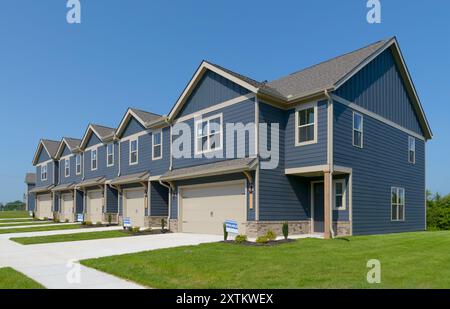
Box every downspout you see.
[254,94,260,221]
[159,179,174,229]
[117,137,121,177]
[325,89,335,239]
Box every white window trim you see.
[107,143,115,167]
[408,136,416,164]
[352,111,364,148]
[75,154,82,175]
[41,163,48,181]
[129,138,139,165]
[391,187,405,222]
[295,101,318,147]
[91,148,98,171]
[332,179,347,210]
[64,158,70,178]
[152,130,163,160]
[194,113,224,155]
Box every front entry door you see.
[313,182,324,233]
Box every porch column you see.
[324,171,332,239]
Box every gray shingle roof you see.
[64,137,81,150]
[110,172,150,185]
[266,39,388,100]
[91,124,116,139]
[130,108,162,125]
[42,139,60,158]
[25,173,36,184]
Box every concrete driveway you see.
[0,228,221,289]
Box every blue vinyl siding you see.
[333,174,350,222]
[106,186,118,213]
[120,134,151,176]
[86,133,102,148]
[36,161,56,187]
[333,101,425,235]
[177,70,251,118]
[149,127,171,176]
[61,145,72,157]
[59,155,83,185]
[84,142,119,180]
[122,118,146,138]
[259,102,311,221]
[285,100,328,168]
[36,148,50,164]
[172,99,256,169]
[335,48,423,136]
[53,193,59,212]
[150,182,169,216]
[27,184,35,211]
[75,190,84,214]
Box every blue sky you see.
[0,0,449,202]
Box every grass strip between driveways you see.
[0,219,33,224]
[0,224,82,234]
[80,231,450,289]
[0,267,45,289]
[0,211,30,219]
[11,230,130,245]
[0,221,58,228]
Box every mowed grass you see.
[0,211,30,219]
[0,224,81,234]
[81,231,450,289]
[0,219,33,224]
[0,221,57,228]
[12,230,130,245]
[0,267,45,289]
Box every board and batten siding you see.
[333,101,425,235]
[258,102,311,221]
[335,48,423,136]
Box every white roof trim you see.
[167,61,259,120]
[116,109,147,138]
[333,37,432,139]
[32,140,52,166]
[55,138,76,159]
[80,124,107,150]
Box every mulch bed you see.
[221,239,296,246]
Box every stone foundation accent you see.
[169,219,179,233]
[103,213,119,224]
[145,216,168,228]
[245,221,311,238]
[333,221,351,236]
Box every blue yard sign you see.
[123,217,131,228]
[225,220,239,234]
[77,214,84,222]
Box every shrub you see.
[131,226,140,233]
[427,192,450,230]
[161,218,166,231]
[256,236,269,244]
[107,214,112,225]
[282,222,289,240]
[43,217,48,221]
[64,218,69,223]
[95,221,102,226]
[83,221,93,226]
[235,234,247,244]
[53,216,59,223]
[223,223,228,241]
[266,230,277,241]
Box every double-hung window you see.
[295,102,317,146]
[91,148,98,171]
[408,136,416,164]
[64,158,70,177]
[76,155,81,175]
[130,139,138,165]
[391,187,405,221]
[195,114,223,154]
[41,164,48,181]
[333,179,346,210]
[353,112,363,148]
[152,131,162,160]
[107,143,114,167]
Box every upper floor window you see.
[333,179,346,210]
[107,143,114,167]
[295,102,317,146]
[64,158,70,177]
[353,112,363,148]
[391,187,405,221]
[195,114,223,154]
[152,131,163,160]
[91,148,98,171]
[130,139,138,165]
[41,163,48,181]
[75,155,82,175]
[408,136,416,164]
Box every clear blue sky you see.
[0,0,448,202]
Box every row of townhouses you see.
[25,37,432,238]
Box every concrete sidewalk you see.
[0,228,221,289]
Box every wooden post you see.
[324,171,331,239]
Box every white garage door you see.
[87,190,103,223]
[36,194,53,220]
[180,181,247,235]
[60,193,74,222]
[124,189,146,227]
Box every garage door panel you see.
[181,182,246,235]
[37,194,53,219]
[61,193,74,222]
[124,189,145,227]
[87,191,103,223]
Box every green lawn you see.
[0,224,82,234]
[81,231,450,289]
[0,267,45,289]
[0,211,30,219]
[0,219,33,224]
[12,230,131,245]
[0,221,57,228]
